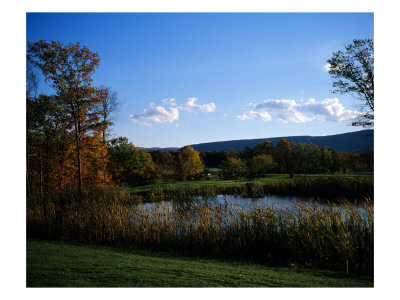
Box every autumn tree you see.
[27,40,109,193]
[241,140,274,161]
[97,86,121,184]
[246,154,277,178]
[26,93,67,194]
[26,53,76,194]
[295,143,315,174]
[107,137,154,185]
[26,61,39,99]
[327,39,374,127]
[219,156,247,180]
[26,62,39,195]
[241,146,256,161]
[358,149,374,171]
[174,146,204,180]
[317,146,340,175]
[254,140,274,156]
[98,85,121,142]
[274,138,298,178]
[199,151,229,168]
[149,150,175,181]
[338,152,359,173]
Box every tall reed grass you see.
[27,186,373,274]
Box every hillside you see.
[147,130,373,153]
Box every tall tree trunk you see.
[44,137,50,193]
[76,137,82,195]
[39,141,43,196]
[26,153,30,197]
[74,119,83,197]
[102,128,106,186]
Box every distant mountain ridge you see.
[146,130,374,153]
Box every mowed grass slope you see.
[27,239,373,287]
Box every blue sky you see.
[27,13,374,148]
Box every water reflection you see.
[143,194,360,210]
[131,195,373,238]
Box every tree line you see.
[205,140,373,180]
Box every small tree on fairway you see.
[274,138,298,178]
[175,146,204,180]
[220,156,247,180]
[107,137,154,185]
[247,155,277,178]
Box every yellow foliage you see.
[175,146,204,180]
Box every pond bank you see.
[132,176,374,204]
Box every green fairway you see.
[26,239,373,287]
[130,172,373,193]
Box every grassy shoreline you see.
[27,239,373,287]
[130,173,374,194]
[130,174,374,203]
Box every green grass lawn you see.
[206,167,223,173]
[26,239,373,287]
[130,172,373,193]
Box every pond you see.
[143,194,361,211]
[140,194,371,221]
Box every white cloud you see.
[277,111,312,123]
[180,97,216,113]
[238,97,362,123]
[250,99,298,112]
[129,105,179,126]
[236,110,272,121]
[299,98,361,122]
[161,98,177,106]
[130,97,216,126]
[323,63,331,72]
